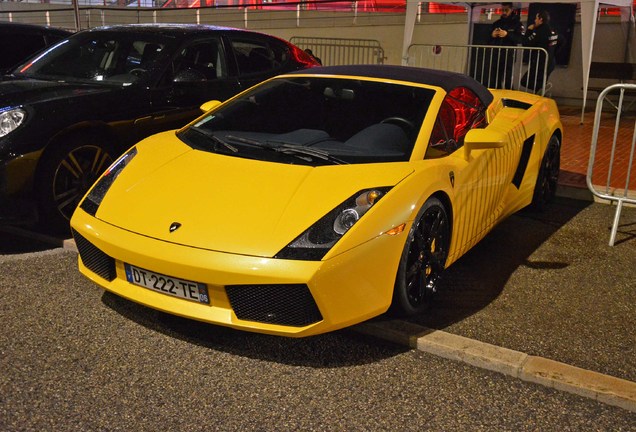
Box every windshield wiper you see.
[225,134,273,148]
[190,128,238,153]
[210,134,238,153]
[225,135,347,165]
[274,143,348,165]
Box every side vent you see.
[72,229,116,282]
[512,135,535,188]
[502,99,532,110]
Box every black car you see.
[0,22,73,73]
[0,24,319,231]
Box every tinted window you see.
[180,76,435,165]
[15,35,166,84]
[169,38,226,82]
[229,36,289,76]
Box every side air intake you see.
[226,284,322,327]
[72,229,116,282]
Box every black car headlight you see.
[0,107,27,137]
[276,187,391,261]
[79,147,137,216]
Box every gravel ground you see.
[1,203,636,430]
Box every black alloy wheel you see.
[391,196,450,316]
[38,134,116,232]
[531,135,561,210]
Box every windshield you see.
[14,33,168,85]
[179,76,435,166]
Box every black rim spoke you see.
[405,205,448,308]
[546,142,560,195]
[413,227,427,251]
[52,145,113,220]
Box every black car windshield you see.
[179,76,435,166]
[13,33,168,85]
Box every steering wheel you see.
[380,116,415,135]
[129,68,147,77]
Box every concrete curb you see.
[555,184,594,201]
[63,238,78,252]
[353,320,636,413]
[556,182,636,206]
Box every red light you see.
[289,45,321,69]
[19,62,34,74]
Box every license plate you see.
[124,264,209,304]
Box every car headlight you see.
[276,187,391,261]
[79,147,137,216]
[0,107,27,137]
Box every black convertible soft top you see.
[289,64,494,107]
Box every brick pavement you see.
[559,105,634,192]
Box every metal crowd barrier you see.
[406,44,549,96]
[587,83,636,246]
[289,36,384,66]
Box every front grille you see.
[226,284,322,327]
[72,229,116,282]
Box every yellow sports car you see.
[70,65,562,337]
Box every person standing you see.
[304,48,322,66]
[488,3,523,89]
[522,10,559,91]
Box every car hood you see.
[96,133,414,258]
[0,77,113,106]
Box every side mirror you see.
[463,129,506,160]
[200,100,222,113]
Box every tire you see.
[37,133,116,233]
[391,197,450,316]
[530,135,561,211]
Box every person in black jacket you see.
[522,10,559,91]
[488,3,522,89]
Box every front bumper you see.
[70,208,406,337]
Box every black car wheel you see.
[37,134,116,232]
[531,135,561,211]
[391,197,450,316]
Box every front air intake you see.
[226,284,322,327]
[72,229,116,282]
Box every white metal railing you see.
[587,83,636,246]
[407,44,549,96]
[289,36,384,66]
